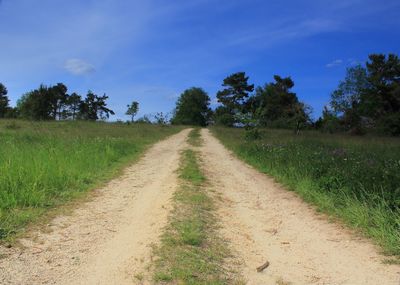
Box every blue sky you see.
[1,0,399,120]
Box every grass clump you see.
[152,148,237,284]
[211,126,400,256]
[0,120,183,240]
[187,128,202,147]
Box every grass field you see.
[0,120,183,240]
[211,127,400,257]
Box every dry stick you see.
[256,261,270,272]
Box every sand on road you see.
[0,129,190,285]
[199,128,400,285]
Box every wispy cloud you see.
[64,59,95,75]
[326,59,343,68]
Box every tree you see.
[49,83,68,120]
[0,83,9,118]
[79,91,114,121]
[248,75,310,131]
[126,101,139,122]
[216,72,254,113]
[362,54,400,132]
[330,65,370,114]
[171,87,211,126]
[66,92,82,120]
[17,84,53,120]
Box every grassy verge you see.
[211,127,400,258]
[152,130,240,284]
[0,120,183,240]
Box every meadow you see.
[211,127,400,256]
[0,120,182,240]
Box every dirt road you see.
[200,128,400,285]
[0,129,190,285]
[1,128,399,285]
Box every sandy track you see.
[200,129,400,285]
[0,129,190,285]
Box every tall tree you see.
[0,83,9,118]
[250,75,309,129]
[330,65,370,114]
[362,54,400,119]
[66,92,82,120]
[49,83,68,120]
[216,72,254,112]
[126,101,139,122]
[79,91,114,121]
[17,84,53,120]
[171,87,211,126]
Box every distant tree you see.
[66,92,82,120]
[171,87,211,126]
[49,83,68,120]
[362,54,400,134]
[216,72,254,113]
[213,106,236,126]
[330,65,370,114]
[17,84,53,120]
[79,91,114,121]
[0,83,9,118]
[328,53,400,135]
[126,101,139,122]
[315,106,342,133]
[249,75,310,131]
[153,112,169,125]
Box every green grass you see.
[211,127,400,256]
[187,128,202,147]
[0,119,183,240]
[152,132,240,284]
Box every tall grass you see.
[0,120,183,239]
[211,127,400,256]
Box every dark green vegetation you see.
[209,53,400,136]
[212,127,400,256]
[171,87,212,127]
[318,54,400,135]
[0,120,182,239]
[152,130,239,284]
[0,83,115,121]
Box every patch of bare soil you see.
[0,129,190,285]
[200,129,400,285]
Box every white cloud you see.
[64,59,95,75]
[326,59,343,68]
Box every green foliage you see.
[16,84,114,121]
[125,101,139,122]
[327,53,400,135]
[212,127,400,255]
[0,83,9,118]
[216,72,254,113]
[331,65,370,115]
[0,120,182,239]
[247,75,311,132]
[171,87,211,126]
[213,106,235,126]
[79,91,115,121]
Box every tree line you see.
[171,53,400,136]
[0,83,115,121]
[1,52,399,135]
